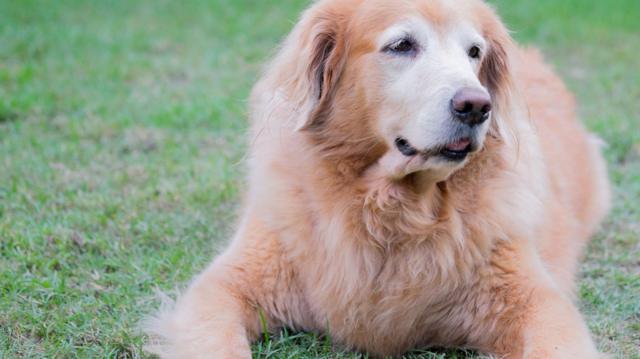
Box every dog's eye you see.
[384,38,417,55]
[468,45,481,59]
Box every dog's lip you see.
[395,137,419,157]
[437,137,473,161]
[444,137,471,152]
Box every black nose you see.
[450,87,492,126]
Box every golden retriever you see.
[146,0,611,357]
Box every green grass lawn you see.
[1,0,638,357]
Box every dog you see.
[146,0,611,357]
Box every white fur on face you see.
[374,17,491,176]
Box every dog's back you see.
[512,48,610,290]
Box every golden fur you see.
[146,0,611,357]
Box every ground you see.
[0,0,638,358]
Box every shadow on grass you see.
[0,109,18,124]
[252,328,486,359]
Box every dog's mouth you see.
[438,137,473,161]
[395,136,474,162]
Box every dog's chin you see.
[378,149,469,182]
[379,138,481,182]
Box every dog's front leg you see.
[147,262,259,359]
[481,248,602,359]
[482,283,602,359]
[516,286,600,359]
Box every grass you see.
[0,0,638,357]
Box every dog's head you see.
[258,0,514,181]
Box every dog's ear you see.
[480,38,510,99]
[294,10,348,131]
[477,15,516,141]
[475,1,514,102]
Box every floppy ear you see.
[478,21,516,142]
[479,33,512,103]
[293,11,348,131]
[297,19,344,130]
[248,2,354,133]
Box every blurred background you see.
[1,0,638,357]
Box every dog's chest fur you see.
[292,210,505,356]
[274,158,512,354]
[250,140,537,355]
